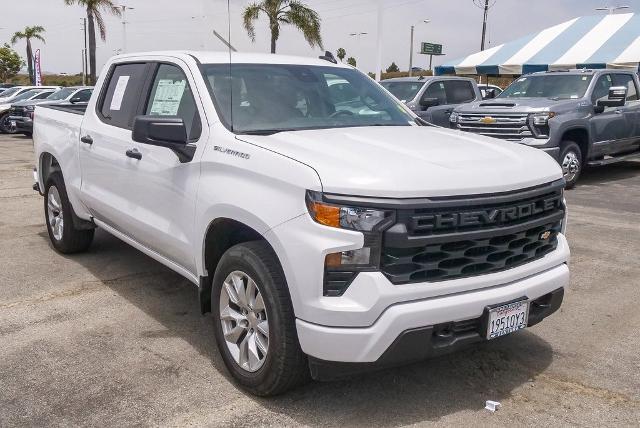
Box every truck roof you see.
[527,68,638,76]
[112,50,352,69]
[382,76,475,83]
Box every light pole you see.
[408,20,430,77]
[375,0,383,82]
[595,5,630,14]
[118,4,135,54]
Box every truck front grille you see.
[456,113,532,140]
[380,180,565,285]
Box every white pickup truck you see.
[33,51,570,396]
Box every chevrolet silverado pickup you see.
[33,51,570,396]
[451,69,640,188]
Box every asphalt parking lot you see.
[1,133,639,427]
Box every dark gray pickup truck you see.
[450,69,640,187]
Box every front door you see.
[589,73,630,157]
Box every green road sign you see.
[421,42,443,55]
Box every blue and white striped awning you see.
[435,14,640,75]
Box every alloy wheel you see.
[561,151,580,183]
[219,270,269,372]
[47,186,64,241]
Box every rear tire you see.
[211,241,309,396]
[559,141,582,189]
[44,172,94,253]
[0,113,17,134]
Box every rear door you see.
[79,62,150,231]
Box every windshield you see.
[46,88,75,101]
[500,74,593,99]
[12,90,45,102]
[0,87,21,98]
[201,64,414,134]
[380,81,424,101]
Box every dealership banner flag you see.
[34,49,42,86]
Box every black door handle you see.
[80,135,93,145]
[125,148,142,160]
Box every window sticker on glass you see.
[150,79,187,116]
[110,75,130,111]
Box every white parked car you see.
[32,51,569,395]
[0,86,60,133]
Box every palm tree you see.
[336,48,346,62]
[243,0,323,54]
[347,57,356,67]
[11,26,46,84]
[64,0,121,84]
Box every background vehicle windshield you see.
[380,81,424,101]
[500,74,593,99]
[201,64,414,133]
[46,88,75,101]
[0,87,21,98]
[12,90,42,102]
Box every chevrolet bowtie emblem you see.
[539,230,552,240]
[479,116,497,124]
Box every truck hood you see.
[457,97,582,114]
[238,126,563,198]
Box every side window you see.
[591,74,612,104]
[145,64,202,141]
[422,81,447,105]
[99,63,147,129]
[74,89,92,102]
[443,80,476,104]
[34,91,53,100]
[612,74,639,101]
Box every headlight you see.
[449,111,459,124]
[306,191,393,296]
[531,112,556,126]
[305,191,390,231]
[25,105,35,111]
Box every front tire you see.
[0,113,17,134]
[211,241,308,396]
[44,172,94,253]
[559,141,582,189]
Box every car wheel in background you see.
[211,241,309,396]
[559,141,582,189]
[0,113,17,134]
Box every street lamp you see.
[595,5,630,14]
[117,4,135,54]
[348,32,368,67]
[409,20,430,77]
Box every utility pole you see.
[375,0,383,81]
[82,18,88,86]
[595,5,630,14]
[408,20,430,77]
[480,0,489,51]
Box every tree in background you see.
[347,57,357,67]
[0,44,25,82]
[64,0,121,84]
[10,26,45,84]
[386,62,399,73]
[336,48,346,62]
[243,0,323,54]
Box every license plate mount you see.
[483,299,529,340]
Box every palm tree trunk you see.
[26,39,34,85]
[87,8,97,85]
[270,19,277,54]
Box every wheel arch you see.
[39,152,62,186]
[199,217,286,315]
[560,128,590,163]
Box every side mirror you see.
[132,115,195,162]
[419,97,440,109]
[596,86,627,109]
[69,96,83,104]
[483,88,497,100]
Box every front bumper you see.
[8,116,32,133]
[308,286,564,380]
[297,262,568,364]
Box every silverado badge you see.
[539,230,552,240]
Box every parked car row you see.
[382,69,640,188]
[0,85,93,135]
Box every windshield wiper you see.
[237,129,294,136]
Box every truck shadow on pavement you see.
[578,161,640,186]
[44,229,554,426]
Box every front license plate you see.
[486,300,529,340]
[10,120,16,127]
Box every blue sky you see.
[1,0,639,74]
